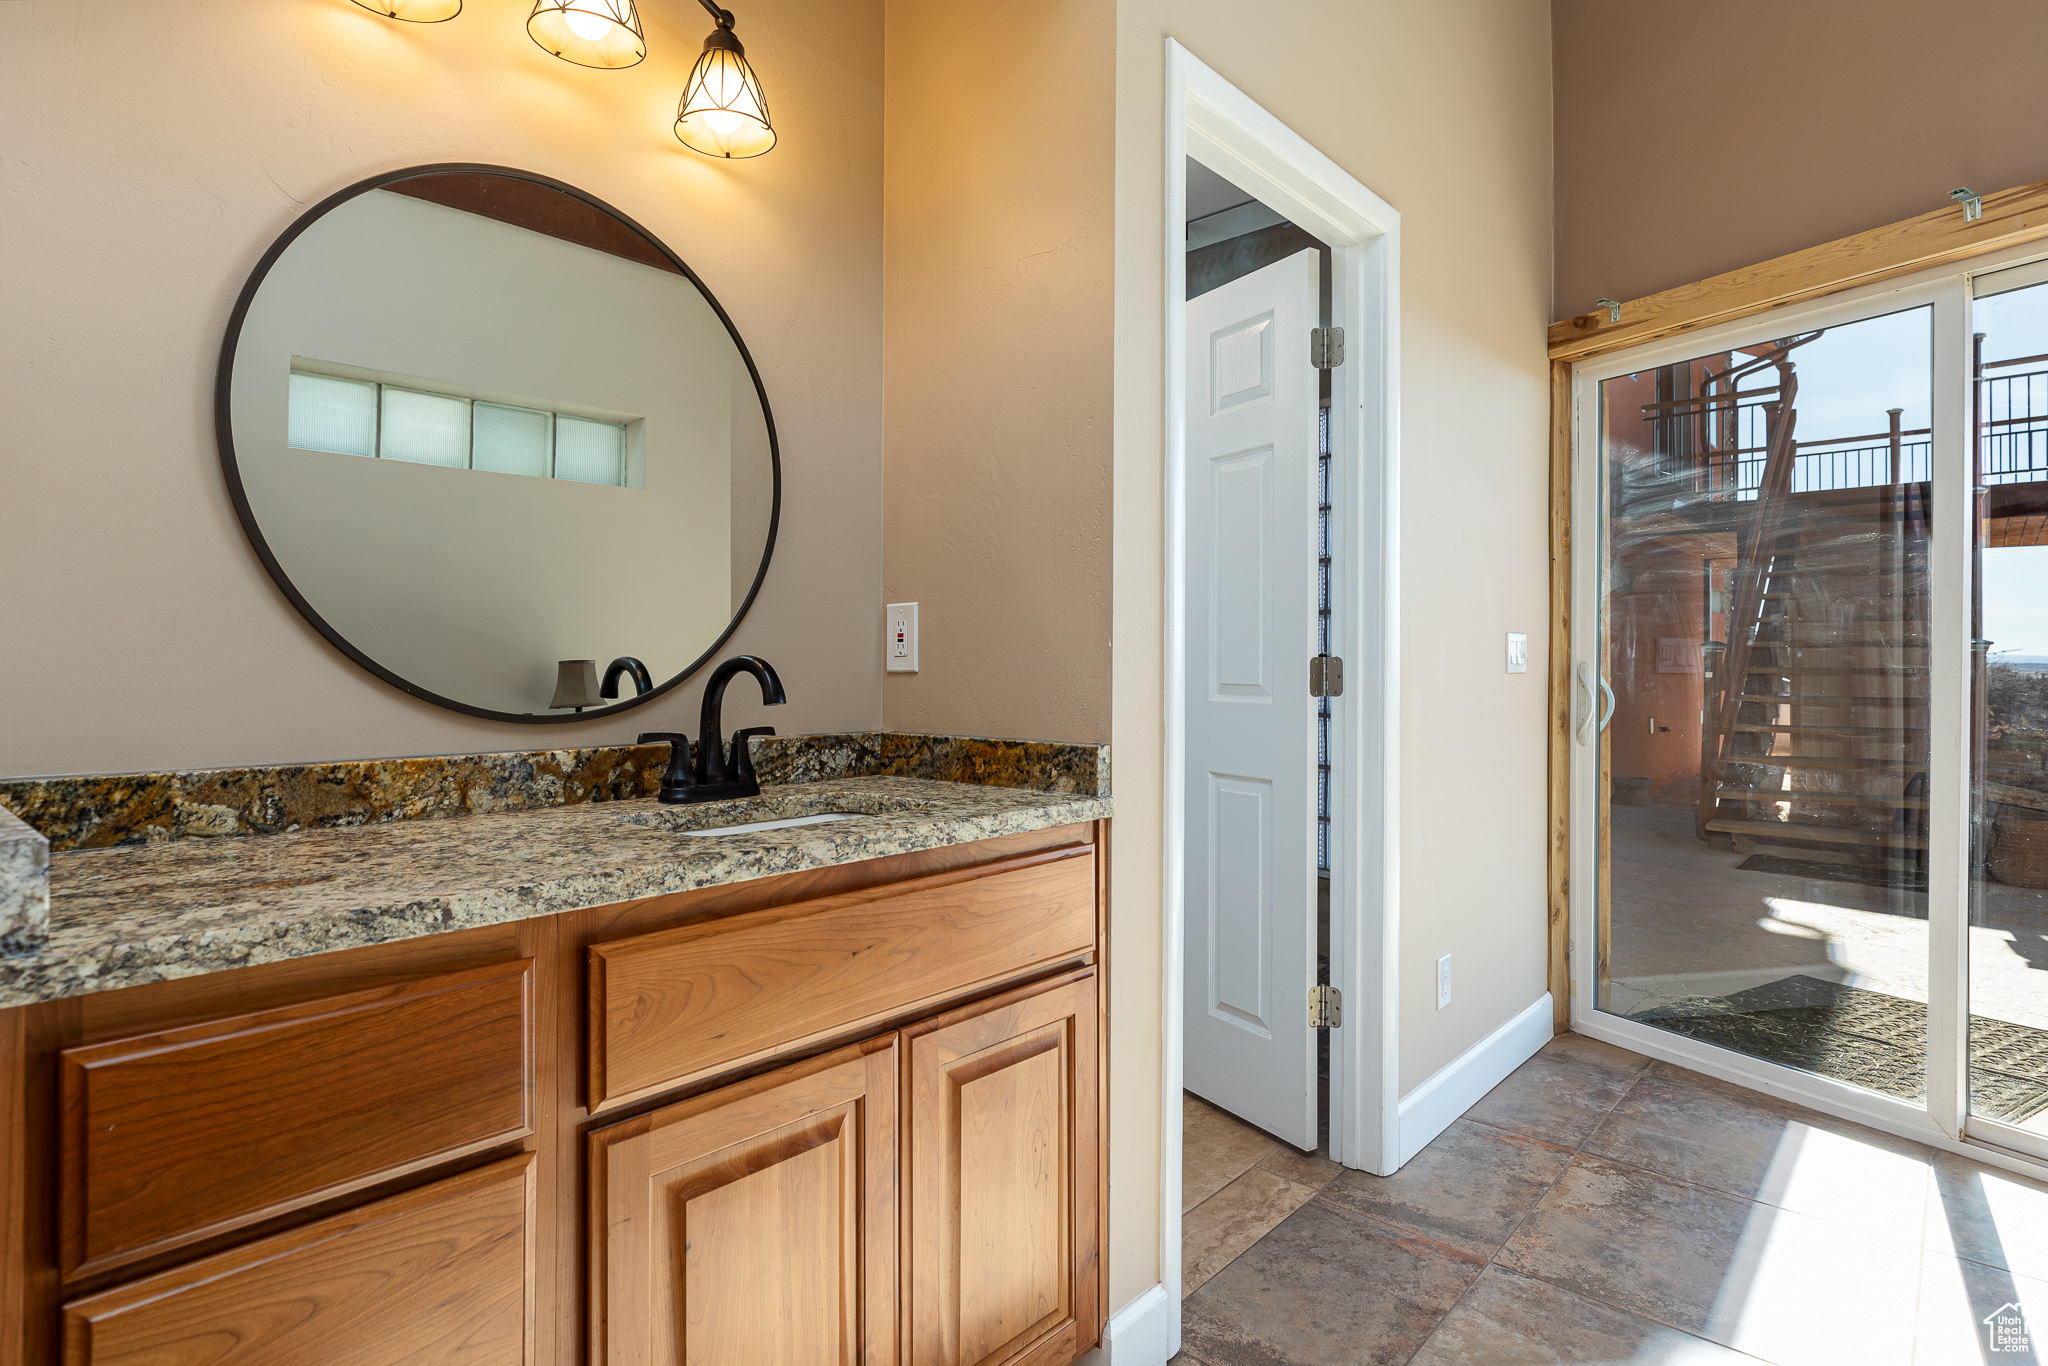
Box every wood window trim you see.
[1543,171,2048,1028]
[1549,175,2048,364]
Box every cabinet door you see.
[63,1153,535,1366]
[904,969,1099,1366]
[589,1035,898,1366]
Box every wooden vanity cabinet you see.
[0,820,1108,1366]
[586,967,1100,1366]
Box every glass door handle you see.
[1576,663,1616,745]
[1577,663,1595,744]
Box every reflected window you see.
[285,372,377,459]
[553,413,628,485]
[472,401,554,478]
[286,363,633,487]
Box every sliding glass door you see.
[1969,262,2048,1152]
[1572,260,2048,1162]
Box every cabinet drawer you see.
[588,844,1094,1111]
[64,1153,536,1366]
[60,959,532,1279]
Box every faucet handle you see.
[636,732,696,801]
[731,726,777,783]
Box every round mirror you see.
[218,164,779,722]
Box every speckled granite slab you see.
[0,733,1107,853]
[750,732,1107,796]
[1,745,669,852]
[0,777,1110,1008]
[0,807,49,956]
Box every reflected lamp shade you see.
[549,659,604,711]
[527,0,646,69]
[675,22,775,159]
[351,0,462,19]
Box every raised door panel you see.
[905,969,1099,1366]
[589,1036,898,1366]
[62,1153,536,1366]
[59,959,532,1279]
[588,847,1093,1111]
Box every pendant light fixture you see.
[351,0,462,20]
[674,1,776,159]
[527,0,646,70]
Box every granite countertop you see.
[0,776,1110,1009]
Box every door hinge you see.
[1310,326,1345,370]
[1309,654,1344,697]
[1309,984,1342,1028]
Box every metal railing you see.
[1638,362,2048,498]
[1649,390,1932,500]
[1978,362,2048,486]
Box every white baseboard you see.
[1074,1282,1174,1366]
[1393,993,1553,1168]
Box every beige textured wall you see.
[0,0,883,778]
[1554,0,2048,315]
[880,0,1115,744]
[880,0,1131,1309]
[1111,0,1554,1306]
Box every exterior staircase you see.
[1697,483,1934,871]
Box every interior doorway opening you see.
[1159,40,1401,1334]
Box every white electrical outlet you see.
[1506,632,1528,674]
[1436,953,1452,1010]
[886,602,919,673]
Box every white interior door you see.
[1182,247,1320,1148]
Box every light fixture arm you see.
[694,0,735,27]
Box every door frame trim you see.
[1161,37,1403,1326]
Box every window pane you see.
[380,387,471,468]
[1968,274,2048,1140]
[554,414,625,485]
[472,402,553,478]
[1597,306,1934,1107]
[287,372,377,458]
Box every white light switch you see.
[1437,953,1453,1010]
[1506,632,1528,674]
[886,602,919,673]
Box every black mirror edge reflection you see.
[213,161,783,725]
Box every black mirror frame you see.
[214,163,781,725]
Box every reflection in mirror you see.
[224,169,777,721]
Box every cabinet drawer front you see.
[64,1154,536,1366]
[61,959,532,1278]
[589,845,1093,1110]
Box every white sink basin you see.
[617,789,942,836]
[677,812,859,838]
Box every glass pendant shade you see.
[675,28,776,159]
[351,0,462,20]
[527,0,646,69]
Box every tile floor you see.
[1174,1033,2048,1365]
